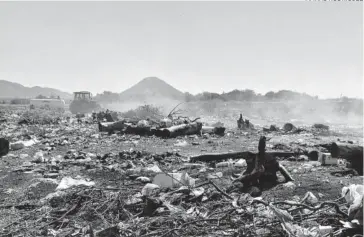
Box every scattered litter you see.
[234,159,247,167]
[283,182,296,190]
[207,172,223,179]
[318,226,333,235]
[0,105,362,236]
[216,160,234,169]
[282,223,319,237]
[26,178,59,199]
[136,177,151,183]
[342,184,363,221]
[10,139,38,150]
[33,151,46,163]
[19,154,29,159]
[302,191,318,205]
[318,152,338,165]
[174,140,188,147]
[191,187,205,198]
[144,164,162,173]
[141,183,160,196]
[56,177,95,190]
[153,172,195,188]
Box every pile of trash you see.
[0,106,363,237]
[98,117,226,138]
[1,148,362,237]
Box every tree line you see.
[183,89,318,102]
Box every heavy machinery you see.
[69,91,101,114]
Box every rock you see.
[0,138,10,157]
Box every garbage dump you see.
[0,105,362,237]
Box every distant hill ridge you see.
[119,77,184,101]
[1,78,361,102]
[0,80,72,99]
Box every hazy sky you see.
[0,1,362,98]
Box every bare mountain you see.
[119,77,184,102]
[0,80,72,99]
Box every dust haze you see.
[99,90,363,138]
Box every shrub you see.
[121,104,164,121]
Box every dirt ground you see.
[0,105,363,236]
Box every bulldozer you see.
[69,91,101,114]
